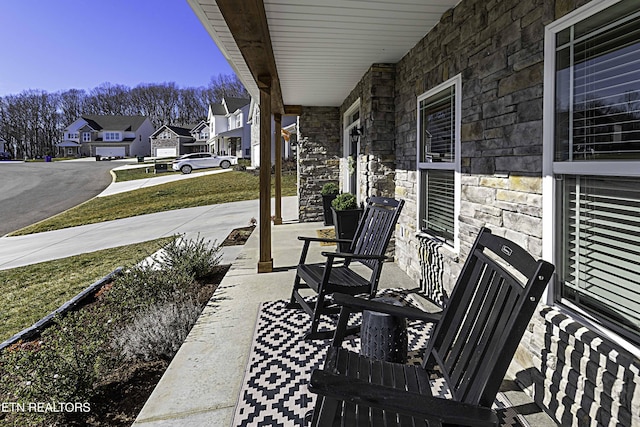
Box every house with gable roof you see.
[61,115,153,158]
[150,121,209,158]
[207,97,251,158]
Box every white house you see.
[207,97,251,158]
[248,98,297,168]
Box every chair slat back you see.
[423,227,554,408]
[349,197,404,270]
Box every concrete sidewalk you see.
[0,197,298,270]
[99,166,233,197]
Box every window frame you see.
[542,0,640,353]
[416,74,462,253]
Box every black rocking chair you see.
[287,196,404,340]
[309,227,555,426]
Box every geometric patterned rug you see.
[232,291,529,426]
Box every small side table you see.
[360,297,408,363]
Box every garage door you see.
[156,148,177,158]
[95,147,126,157]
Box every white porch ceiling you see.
[188,0,460,107]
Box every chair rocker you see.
[309,227,555,426]
[287,196,404,340]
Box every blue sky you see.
[0,0,234,96]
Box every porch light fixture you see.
[350,126,363,145]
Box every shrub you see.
[0,309,116,426]
[320,182,339,196]
[104,264,197,318]
[113,299,202,362]
[331,193,358,211]
[155,234,222,279]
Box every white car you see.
[172,153,238,174]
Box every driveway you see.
[0,159,135,236]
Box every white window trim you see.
[416,74,462,254]
[343,98,361,202]
[542,0,640,357]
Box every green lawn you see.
[0,237,174,343]
[12,171,298,235]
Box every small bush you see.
[155,234,222,279]
[320,182,339,196]
[0,310,116,426]
[331,193,359,211]
[105,264,197,318]
[113,299,202,362]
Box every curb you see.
[0,267,123,351]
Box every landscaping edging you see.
[0,267,123,351]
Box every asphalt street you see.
[0,159,134,236]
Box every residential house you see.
[150,122,208,158]
[247,98,297,168]
[61,115,153,158]
[207,97,251,158]
[191,0,640,425]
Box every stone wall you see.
[297,106,341,222]
[340,64,397,201]
[391,0,638,425]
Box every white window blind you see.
[559,175,640,338]
[421,170,455,243]
[555,2,640,161]
[420,86,454,163]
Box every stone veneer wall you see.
[297,106,341,222]
[391,0,638,425]
[341,64,397,200]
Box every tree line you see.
[0,74,248,159]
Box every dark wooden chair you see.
[287,196,404,340]
[308,227,555,426]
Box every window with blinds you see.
[417,76,459,247]
[558,176,640,340]
[420,86,454,163]
[551,0,640,344]
[554,0,640,161]
[421,170,455,244]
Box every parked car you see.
[0,151,12,160]
[171,152,238,174]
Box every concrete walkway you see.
[99,165,233,197]
[0,197,298,270]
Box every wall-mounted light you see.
[350,126,363,145]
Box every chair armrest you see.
[310,370,498,427]
[321,251,388,261]
[298,236,353,244]
[296,235,352,264]
[333,293,442,323]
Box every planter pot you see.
[332,207,363,252]
[322,194,338,225]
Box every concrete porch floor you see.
[133,209,557,426]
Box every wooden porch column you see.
[258,76,273,273]
[273,113,283,225]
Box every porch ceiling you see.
[187,0,459,108]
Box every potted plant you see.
[320,182,340,226]
[331,192,363,252]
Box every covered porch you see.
[132,199,556,426]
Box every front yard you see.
[11,170,297,235]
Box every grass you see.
[0,237,174,343]
[114,166,180,182]
[12,171,298,235]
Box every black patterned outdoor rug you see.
[233,290,529,427]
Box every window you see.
[68,132,78,139]
[546,0,640,343]
[417,75,461,249]
[104,132,120,141]
[82,132,91,142]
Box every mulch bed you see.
[221,225,255,246]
